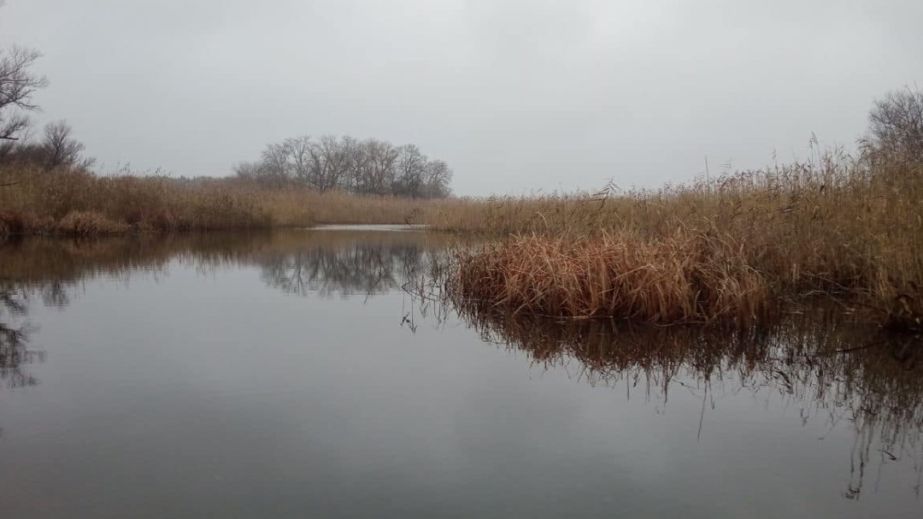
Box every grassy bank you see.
[4,151,922,329]
[0,166,435,237]
[439,150,923,328]
[4,91,922,329]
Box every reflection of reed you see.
[5,232,922,498]
[450,302,923,499]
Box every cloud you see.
[1,0,920,194]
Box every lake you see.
[1,227,921,518]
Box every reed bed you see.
[443,151,923,328]
[452,230,766,324]
[0,166,435,237]
[3,103,922,328]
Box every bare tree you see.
[260,141,291,179]
[41,120,92,169]
[422,159,453,198]
[309,135,353,191]
[0,46,48,141]
[234,160,286,187]
[352,139,397,195]
[361,139,398,194]
[393,144,427,197]
[338,136,360,191]
[243,135,453,197]
[285,136,313,184]
[864,87,923,161]
[233,161,260,181]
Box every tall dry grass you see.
[0,166,434,236]
[439,151,923,328]
[3,131,922,328]
[452,230,766,324]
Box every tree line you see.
[0,24,456,197]
[0,24,455,197]
[236,136,453,198]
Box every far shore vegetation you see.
[2,28,923,330]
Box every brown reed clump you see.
[451,229,767,325]
[56,211,130,236]
[434,147,923,328]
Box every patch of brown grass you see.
[56,211,129,236]
[0,166,436,236]
[440,152,923,327]
[452,230,766,325]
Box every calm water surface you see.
[0,228,921,518]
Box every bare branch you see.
[0,45,48,142]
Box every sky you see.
[1,0,921,196]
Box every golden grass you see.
[451,230,766,324]
[56,211,129,235]
[0,166,435,236]
[3,140,922,328]
[438,152,923,328]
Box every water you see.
[1,228,921,518]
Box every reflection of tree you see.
[259,242,444,297]
[0,230,459,386]
[0,230,460,300]
[403,261,923,499]
[0,288,42,388]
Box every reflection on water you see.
[0,288,42,389]
[0,231,453,387]
[451,308,923,499]
[0,230,453,298]
[260,240,436,297]
[1,229,922,515]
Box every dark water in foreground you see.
[1,228,921,518]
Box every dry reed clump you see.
[56,211,129,236]
[436,149,923,328]
[451,230,767,325]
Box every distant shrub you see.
[864,88,923,163]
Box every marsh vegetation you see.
[5,19,923,333]
[3,91,923,332]
[437,90,923,329]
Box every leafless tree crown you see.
[42,120,92,169]
[864,87,923,162]
[237,135,452,198]
[0,46,48,141]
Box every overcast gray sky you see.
[1,0,921,195]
